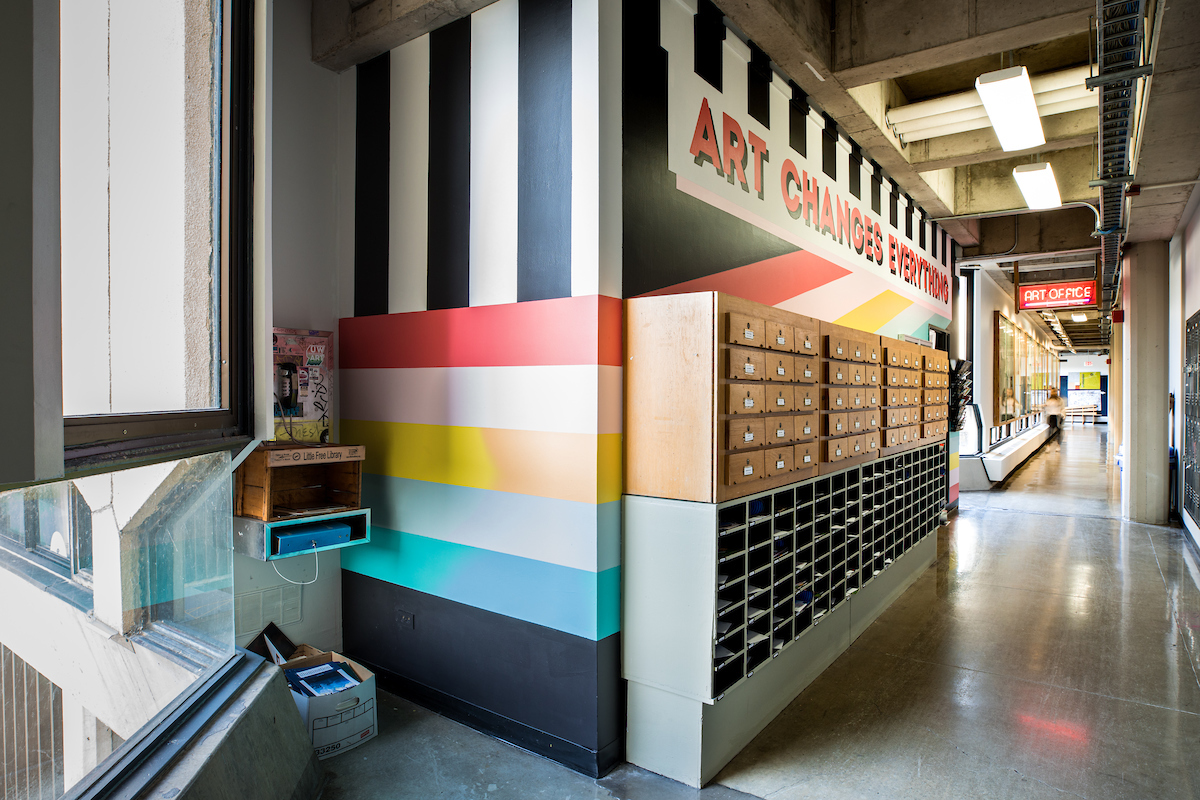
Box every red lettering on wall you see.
[722,113,748,191]
[781,160,802,217]
[888,234,898,274]
[820,187,835,236]
[689,98,723,176]
[836,198,850,246]
[851,208,864,253]
[802,171,819,228]
[747,131,767,197]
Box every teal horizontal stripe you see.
[362,474,622,572]
[342,526,621,641]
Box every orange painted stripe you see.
[342,419,622,504]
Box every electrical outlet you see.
[398,610,415,629]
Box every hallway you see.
[323,426,1200,799]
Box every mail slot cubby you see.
[825,335,848,360]
[825,387,849,410]
[923,389,944,405]
[726,313,764,348]
[794,356,818,383]
[824,439,849,462]
[765,322,793,351]
[768,416,796,444]
[866,385,881,406]
[848,339,867,363]
[898,387,917,407]
[727,419,767,450]
[825,361,850,385]
[726,348,766,381]
[865,408,881,428]
[769,386,795,412]
[885,407,902,427]
[793,414,818,441]
[883,368,908,387]
[848,387,867,409]
[770,355,795,381]
[848,411,866,433]
[866,365,881,385]
[726,384,765,415]
[849,364,866,385]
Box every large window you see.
[994,312,1058,422]
[60,0,251,460]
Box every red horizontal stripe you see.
[340,295,623,369]
[641,250,850,307]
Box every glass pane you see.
[0,451,233,798]
[59,0,221,416]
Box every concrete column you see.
[0,0,63,484]
[1110,319,1123,462]
[1122,241,1170,524]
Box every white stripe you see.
[469,0,519,307]
[341,365,623,434]
[571,0,600,298]
[389,35,430,313]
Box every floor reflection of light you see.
[1017,713,1090,749]
[955,522,978,574]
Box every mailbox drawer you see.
[825,387,849,411]
[848,363,867,386]
[865,429,881,452]
[825,361,850,385]
[824,438,849,463]
[795,385,819,411]
[825,335,848,360]
[794,355,818,383]
[866,385,881,407]
[769,354,795,382]
[847,411,866,434]
[726,451,765,485]
[865,407,881,428]
[768,385,795,412]
[826,412,849,436]
[768,416,795,444]
[765,322,793,351]
[794,327,819,356]
[847,387,868,409]
[793,414,818,441]
[726,348,766,381]
[885,427,902,447]
[726,313,764,348]
[764,447,794,478]
[848,339,868,363]
[725,384,765,415]
[866,365,881,385]
[794,441,819,468]
[726,419,766,451]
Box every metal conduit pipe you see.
[930,201,1102,230]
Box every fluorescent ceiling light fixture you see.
[975,66,1045,151]
[1071,313,1088,322]
[1013,162,1062,209]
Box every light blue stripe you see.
[342,526,621,640]
[362,474,621,572]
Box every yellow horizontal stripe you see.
[835,290,913,334]
[948,451,960,470]
[342,419,621,504]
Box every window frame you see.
[62,0,255,469]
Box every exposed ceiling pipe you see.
[931,201,1101,230]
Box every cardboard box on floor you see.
[248,623,377,759]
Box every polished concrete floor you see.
[322,426,1200,799]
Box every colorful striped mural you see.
[340,295,622,641]
[948,430,961,507]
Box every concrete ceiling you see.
[311,0,1200,348]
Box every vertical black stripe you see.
[942,230,949,266]
[849,143,862,199]
[931,222,938,259]
[518,0,572,302]
[822,113,837,180]
[870,160,881,214]
[747,43,770,128]
[905,195,913,239]
[889,182,899,228]
[354,53,390,317]
[788,82,807,156]
[919,212,927,249]
[694,0,724,91]
[427,18,472,310]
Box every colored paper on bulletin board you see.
[1080,372,1101,390]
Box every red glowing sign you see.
[1018,280,1096,310]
